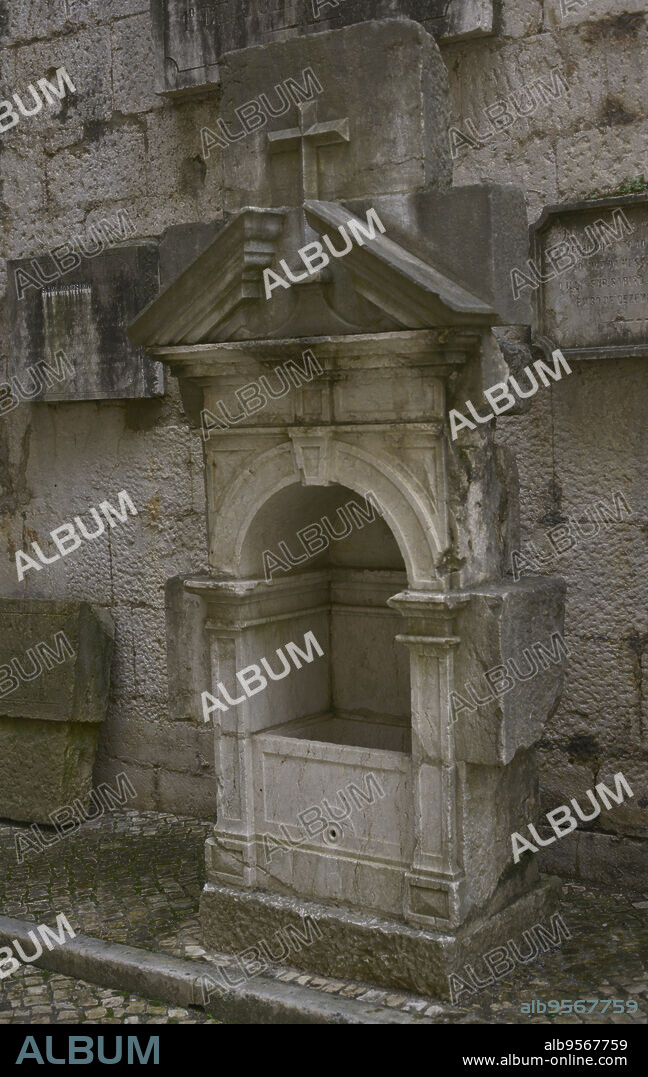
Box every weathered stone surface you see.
[144,101,223,228]
[112,11,164,115]
[0,600,114,723]
[164,575,211,722]
[201,877,559,1000]
[532,194,648,358]
[546,635,636,749]
[159,220,226,288]
[453,577,567,766]
[152,1,495,95]
[453,132,560,222]
[0,600,114,823]
[540,828,648,889]
[0,0,644,898]
[0,717,101,825]
[219,20,453,211]
[0,0,149,46]
[346,185,533,325]
[544,0,647,31]
[500,0,543,38]
[8,243,164,400]
[9,27,112,155]
[46,125,148,211]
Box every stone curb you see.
[0,916,428,1024]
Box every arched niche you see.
[236,480,412,754]
[208,436,446,589]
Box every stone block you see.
[573,830,648,888]
[500,0,543,37]
[92,757,156,810]
[0,149,46,237]
[545,637,637,750]
[5,518,115,607]
[165,576,210,722]
[112,12,164,115]
[8,243,164,401]
[447,41,581,150]
[99,607,134,700]
[559,525,648,638]
[454,133,558,222]
[126,606,167,700]
[144,103,220,222]
[96,706,212,772]
[453,577,567,766]
[0,599,114,823]
[159,220,226,288]
[538,749,597,815]
[551,362,648,520]
[108,508,208,606]
[494,390,556,537]
[157,769,216,818]
[219,19,453,212]
[201,876,559,1000]
[152,1,494,96]
[346,184,532,325]
[598,12,648,120]
[537,825,579,878]
[46,123,148,210]
[10,27,112,145]
[594,760,648,836]
[556,119,648,203]
[0,36,15,85]
[0,0,148,44]
[460,749,543,913]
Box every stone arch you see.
[210,437,445,588]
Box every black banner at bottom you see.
[1,1019,645,1067]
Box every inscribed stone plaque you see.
[152,0,494,95]
[532,194,648,360]
[8,243,164,401]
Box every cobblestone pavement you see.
[0,967,218,1025]
[0,810,646,1024]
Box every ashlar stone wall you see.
[442,0,648,885]
[0,1,645,882]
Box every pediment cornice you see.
[128,201,497,351]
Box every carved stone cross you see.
[267,101,350,204]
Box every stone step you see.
[0,916,429,1025]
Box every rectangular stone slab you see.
[0,600,114,823]
[8,243,163,401]
[531,193,648,360]
[219,19,453,212]
[153,1,494,95]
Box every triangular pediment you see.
[306,200,496,328]
[128,202,496,349]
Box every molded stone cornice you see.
[145,329,481,380]
[128,208,286,347]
